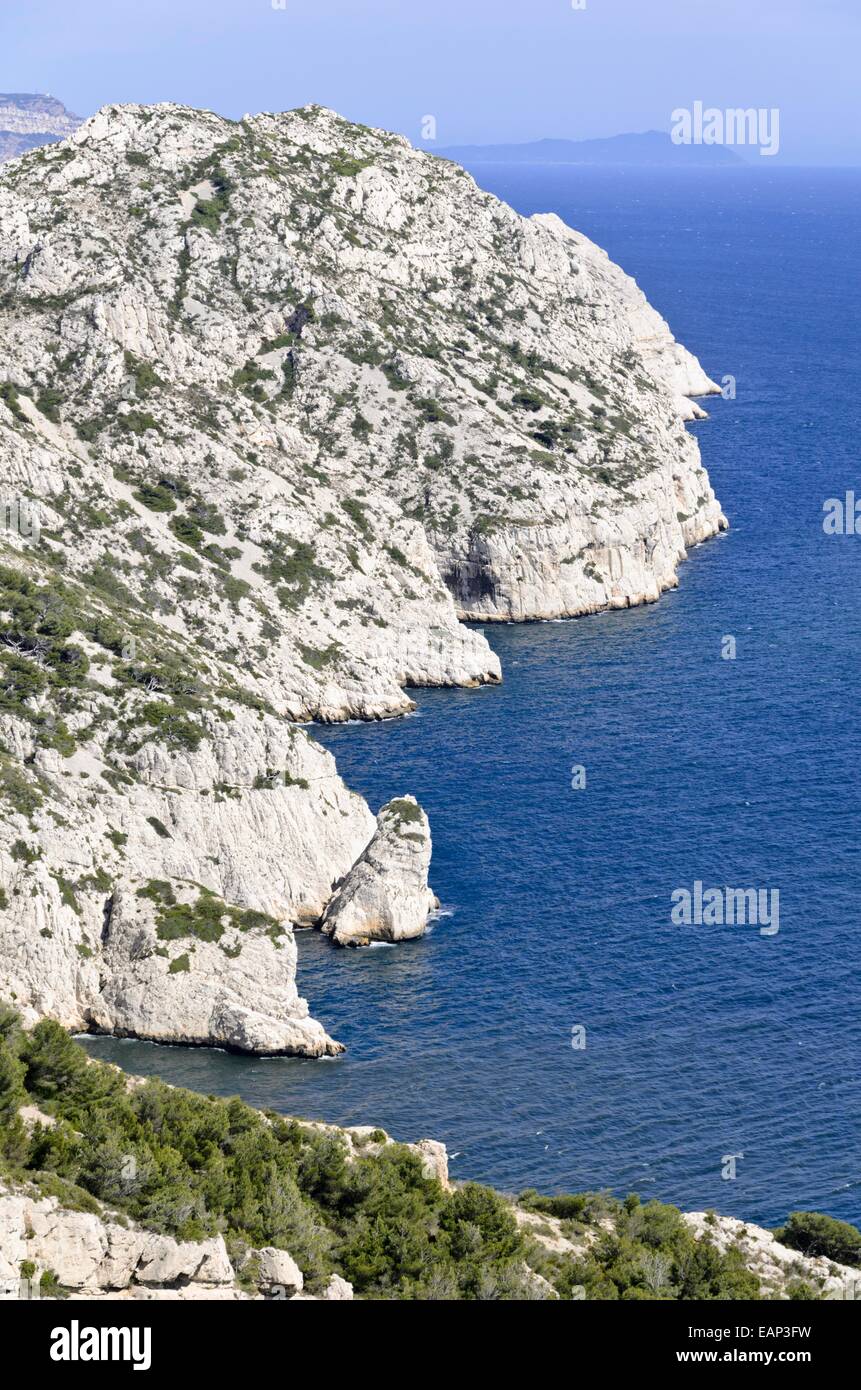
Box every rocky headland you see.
[1,101,724,1051]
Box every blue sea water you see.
[85,167,861,1228]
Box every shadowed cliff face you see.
[441,542,500,610]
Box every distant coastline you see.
[437,129,744,167]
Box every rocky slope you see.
[321,794,436,945]
[3,1144,857,1302]
[1,1113,441,1302]
[7,1180,856,1304]
[0,1173,359,1300]
[0,95,83,164]
[0,102,725,1051]
[682,1211,860,1302]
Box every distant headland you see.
[436,129,744,167]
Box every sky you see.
[1,0,859,165]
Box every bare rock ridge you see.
[0,1178,343,1301]
[0,102,725,1051]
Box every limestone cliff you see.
[0,102,725,1049]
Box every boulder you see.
[322,797,436,946]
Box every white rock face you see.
[0,95,83,163]
[0,100,725,1048]
[90,880,343,1055]
[322,796,436,945]
[0,707,375,1052]
[685,1212,861,1301]
[541,219,721,420]
[322,1273,354,1300]
[414,1138,450,1187]
[248,1247,304,1296]
[0,1180,255,1300]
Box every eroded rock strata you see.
[0,95,83,165]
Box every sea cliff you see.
[1,101,723,1048]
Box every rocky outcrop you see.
[0,1178,356,1301]
[0,1181,244,1300]
[684,1212,860,1301]
[517,1203,861,1301]
[242,1247,304,1297]
[90,880,343,1055]
[0,706,377,1053]
[339,1125,451,1187]
[322,796,436,945]
[547,220,721,421]
[434,215,726,623]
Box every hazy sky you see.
[1,0,858,164]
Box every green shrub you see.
[145,816,172,839]
[232,359,274,399]
[169,514,204,549]
[254,539,333,609]
[139,703,202,752]
[415,397,455,427]
[0,381,26,421]
[191,170,232,233]
[133,481,176,512]
[118,410,160,435]
[329,151,372,177]
[775,1212,861,1267]
[124,352,163,396]
[35,387,63,422]
[512,388,547,413]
